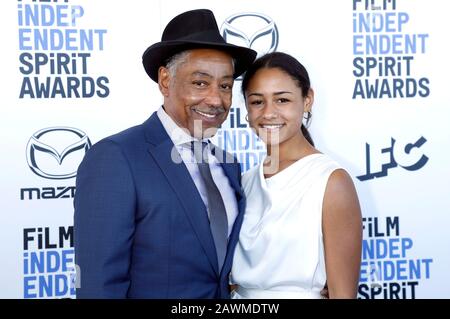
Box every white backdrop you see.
[1,0,449,298]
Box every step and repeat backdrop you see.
[1,0,449,298]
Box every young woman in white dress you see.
[230,52,362,299]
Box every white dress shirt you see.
[157,106,238,236]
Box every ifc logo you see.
[26,127,91,180]
[221,12,279,58]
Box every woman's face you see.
[245,67,313,146]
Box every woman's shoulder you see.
[322,164,360,219]
[300,153,344,180]
[312,153,342,168]
[327,168,354,190]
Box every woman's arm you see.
[322,169,362,299]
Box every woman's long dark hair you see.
[241,52,314,146]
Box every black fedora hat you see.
[142,9,257,82]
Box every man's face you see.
[159,49,234,139]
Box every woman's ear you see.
[304,88,315,113]
[158,66,170,97]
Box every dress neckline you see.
[256,153,323,191]
[263,153,323,181]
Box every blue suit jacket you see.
[74,112,245,298]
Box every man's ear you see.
[304,88,315,113]
[158,66,170,97]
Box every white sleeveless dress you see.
[230,153,342,299]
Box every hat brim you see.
[142,41,257,82]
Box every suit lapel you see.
[213,146,244,200]
[144,113,219,275]
[222,193,245,279]
[214,147,246,277]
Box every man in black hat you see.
[74,9,256,298]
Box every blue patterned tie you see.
[191,141,228,273]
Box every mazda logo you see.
[26,127,92,180]
[221,12,279,58]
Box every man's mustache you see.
[192,106,226,115]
